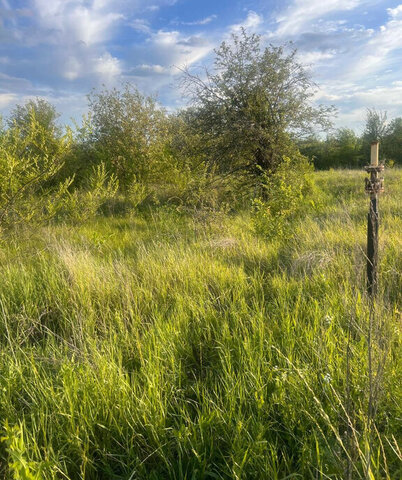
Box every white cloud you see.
[129,18,151,34]
[314,81,402,130]
[387,4,402,18]
[0,93,17,108]
[142,30,212,71]
[0,72,32,91]
[300,50,335,65]
[262,0,402,131]
[275,0,363,36]
[137,64,168,74]
[94,52,122,79]
[181,15,217,26]
[353,84,402,106]
[33,0,123,46]
[347,9,402,78]
[230,11,263,33]
[335,107,367,129]
[1,0,401,130]
[61,50,121,82]
[0,0,186,120]
[63,56,81,81]
[16,0,124,86]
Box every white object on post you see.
[370,141,379,166]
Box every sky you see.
[1,0,402,131]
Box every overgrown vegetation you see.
[299,109,402,169]
[0,169,400,479]
[0,109,73,231]
[0,30,400,479]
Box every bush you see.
[86,85,172,189]
[0,110,72,231]
[252,155,314,239]
[61,163,118,222]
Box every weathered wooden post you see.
[364,141,384,296]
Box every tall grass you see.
[0,169,400,479]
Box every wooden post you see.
[370,142,379,167]
[363,142,384,480]
[365,141,384,297]
[367,194,378,296]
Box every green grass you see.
[0,169,401,479]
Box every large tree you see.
[180,29,334,174]
[0,104,72,229]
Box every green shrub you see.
[61,163,118,222]
[1,422,46,480]
[0,110,72,231]
[86,85,172,189]
[126,179,148,209]
[252,155,314,239]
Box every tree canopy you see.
[86,85,171,188]
[180,29,334,174]
[7,98,60,135]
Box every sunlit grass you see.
[0,169,400,479]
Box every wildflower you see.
[323,373,332,383]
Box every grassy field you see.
[0,169,400,479]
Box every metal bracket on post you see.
[364,142,384,297]
[364,165,384,195]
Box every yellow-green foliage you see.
[61,163,119,222]
[1,422,44,480]
[252,155,315,239]
[0,110,72,230]
[0,170,400,479]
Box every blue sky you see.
[1,0,402,131]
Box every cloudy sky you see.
[1,0,402,131]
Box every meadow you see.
[0,169,400,479]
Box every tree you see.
[362,109,387,163]
[7,98,60,134]
[6,98,62,165]
[383,117,402,165]
[329,128,363,168]
[180,29,334,175]
[86,84,172,189]
[298,135,327,169]
[363,108,387,142]
[0,110,72,230]
[299,128,364,169]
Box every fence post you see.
[364,141,384,296]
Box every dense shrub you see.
[60,163,118,222]
[85,85,173,189]
[252,154,314,239]
[0,109,72,230]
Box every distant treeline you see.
[299,110,402,169]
